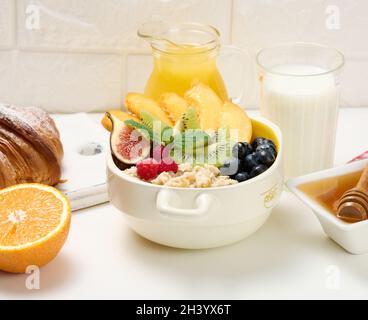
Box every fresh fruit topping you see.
[174,107,200,133]
[152,144,169,161]
[117,84,253,175]
[125,119,153,141]
[113,86,281,188]
[0,183,71,273]
[252,137,276,151]
[158,159,179,174]
[234,172,250,183]
[184,82,223,131]
[220,101,253,143]
[194,139,230,168]
[140,110,173,145]
[232,142,253,160]
[160,93,189,123]
[109,113,151,169]
[125,111,174,146]
[220,136,278,183]
[101,110,140,132]
[243,153,260,171]
[252,137,266,150]
[172,130,210,151]
[170,129,224,167]
[256,149,276,166]
[125,92,173,126]
[136,158,160,180]
[256,143,277,156]
[264,139,277,150]
[250,164,268,178]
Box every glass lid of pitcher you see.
[138,21,221,53]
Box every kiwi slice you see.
[170,135,230,167]
[140,110,173,145]
[174,107,200,132]
[194,141,230,167]
[170,130,210,160]
[124,119,152,140]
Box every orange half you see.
[0,184,71,273]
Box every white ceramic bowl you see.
[107,116,283,249]
[287,159,368,255]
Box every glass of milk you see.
[257,43,344,179]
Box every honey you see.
[298,170,363,219]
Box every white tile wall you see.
[0,0,367,112]
[0,0,14,48]
[232,0,368,107]
[0,51,122,112]
[125,53,152,95]
[17,0,232,51]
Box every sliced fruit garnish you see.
[220,101,252,143]
[171,130,211,153]
[101,110,140,132]
[170,130,230,167]
[140,111,173,145]
[125,119,153,141]
[174,107,200,133]
[0,183,71,273]
[196,140,231,167]
[125,93,173,126]
[108,113,151,169]
[184,82,223,131]
[159,93,189,122]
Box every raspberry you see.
[136,158,160,180]
[152,144,169,161]
[158,159,179,174]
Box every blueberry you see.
[252,137,277,152]
[252,137,266,150]
[263,139,277,151]
[256,149,276,166]
[220,158,241,176]
[232,142,253,160]
[243,153,260,171]
[256,143,276,156]
[249,164,268,178]
[239,159,247,172]
[234,172,250,183]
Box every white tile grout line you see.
[14,45,150,55]
[0,45,363,62]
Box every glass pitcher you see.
[138,22,251,103]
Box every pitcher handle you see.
[221,45,255,106]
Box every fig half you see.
[108,112,151,170]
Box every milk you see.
[260,64,340,179]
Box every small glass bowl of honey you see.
[287,159,368,255]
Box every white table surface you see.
[1,108,368,300]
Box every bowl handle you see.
[156,189,213,219]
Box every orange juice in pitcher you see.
[138,22,249,103]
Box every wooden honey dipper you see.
[336,165,368,222]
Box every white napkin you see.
[53,113,109,211]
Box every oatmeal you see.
[124,164,237,188]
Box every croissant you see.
[0,104,63,188]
